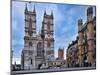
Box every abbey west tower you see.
[21,4,54,70]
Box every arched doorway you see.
[38,63,42,69]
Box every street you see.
[12,67,96,75]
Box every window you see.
[29,42,32,47]
[94,26,96,31]
[47,21,50,33]
[47,40,51,47]
[37,42,42,56]
[31,59,32,64]
[29,51,33,55]
[47,51,51,55]
[28,18,33,36]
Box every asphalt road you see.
[11,67,96,75]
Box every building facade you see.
[66,6,96,67]
[58,48,64,60]
[66,37,78,67]
[47,48,66,68]
[21,4,55,70]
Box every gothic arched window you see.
[28,18,33,36]
[47,39,51,47]
[47,21,50,33]
[37,42,42,56]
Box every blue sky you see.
[12,1,96,64]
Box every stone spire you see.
[78,19,83,32]
[87,6,93,21]
[51,10,53,19]
[33,5,36,13]
[25,3,28,12]
[44,8,46,15]
[51,10,53,16]
[87,6,93,16]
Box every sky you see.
[12,1,96,64]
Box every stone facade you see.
[47,48,65,68]
[47,58,66,68]
[66,37,78,67]
[21,4,54,70]
[66,6,96,67]
[58,48,64,60]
